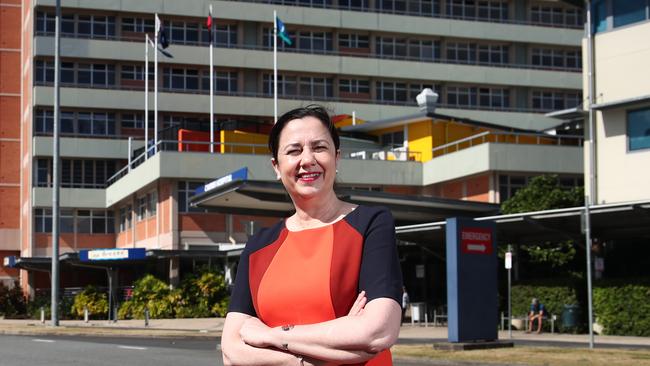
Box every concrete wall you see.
[32,187,106,208]
[32,136,143,159]
[422,143,583,185]
[595,107,650,203]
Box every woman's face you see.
[272,116,339,202]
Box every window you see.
[628,108,650,151]
[35,12,55,33]
[531,4,584,27]
[119,206,132,231]
[77,210,92,233]
[338,0,369,10]
[592,0,608,33]
[61,209,74,233]
[532,48,582,69]
[377,37,408,58]
[92,210,115,234]
[203,24,238,46]
[477,44,508,64]
[339,79,370,94]
[263,28,296,51]
[532,90,582,111]
[137,196,147,221]
[378,0,439,15]
[121,65,152,81]
[122,17,155,33]
[34,60,55,83]
[613,0,647,28]
[446,42,476,63]
[121,113,144,129]
[338,34,370,49]
[447,86,477,106]
[201,71,238,93]
[178,181,207,213]
[498,175,529,202]
[76,15,116,38]
[147,191,158,217]
[263,74,333,98]
[376,81,408,103]
[35,209,52,233]
[163,68,200,91]
[380,130,405,148]
[34,110,54,133]
[37,158,117,188]
[166,20,200,45]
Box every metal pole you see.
[209,4,214,153]
[145,34,149,160]
[585,0,596,349]
[508,263,512,339]
[51,0,61,327]
[154,14,159,154]
[273,10,278,123]
[128,137,132,171]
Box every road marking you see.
[33,339,55,343]
[117,345,148,350]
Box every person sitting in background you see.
[527,298,545,334]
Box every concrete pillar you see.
[169,257,180,289]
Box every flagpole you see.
[154,13,159,155]
[273,10,278,123]
[209,4,214,153]
[144,34,149,160]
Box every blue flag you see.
[276,17,292,46]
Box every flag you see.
[275,17,292,46]
[206,7,213,44]
[156,14,169,49]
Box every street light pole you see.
[51,0,61,327]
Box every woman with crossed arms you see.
[221,105,403,366]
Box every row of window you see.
[34,209,115,234]
[498,175,583,202]
[35,158,119,189]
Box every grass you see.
[392,344,650,366]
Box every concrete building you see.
[0,0,586,293]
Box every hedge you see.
[508,281,581,332]
[593,280,650,336]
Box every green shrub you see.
[26,293,75,320]
[118,275,178,319]
[175,267,230,318]
[71,286,108,319]
[593,280,650,336]
[0,282,27,318]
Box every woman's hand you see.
[239,316,274,348]
[347,291,367,317]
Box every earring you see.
[276,175,281,180]
[336,169,339,174]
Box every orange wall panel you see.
[0,52,20,92]
[441,181,463,200]
[180,213,226,232]
[135,220,147,240]
[0,187,20,228]
[465,175,490,203]
[0,96,20,138]
[76,234,116,249]
[146,217,157,238]
[0,6,21,49]
[0,142,20,182]
[34,234,75,249]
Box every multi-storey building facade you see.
[1,0,585,294]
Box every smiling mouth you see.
[296,172,322,182]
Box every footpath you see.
[1,317,649,348]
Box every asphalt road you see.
[0,335,221,366]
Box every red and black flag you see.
[206,6,213,44]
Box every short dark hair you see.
[268,105,340,161]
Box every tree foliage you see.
[501,175,584,272]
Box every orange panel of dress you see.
[229,205,403,366]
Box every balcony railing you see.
[431,130,583,157]
[35,32,582,73]
[106,139,420,186]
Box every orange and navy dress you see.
[228,205,403,365]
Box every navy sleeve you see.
[358,207,403,306]
[227,240,257,316]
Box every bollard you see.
[113,306,118,323]
[144,308,150,327]
[40,306,45,324]
[84,306,89,323]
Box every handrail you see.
[431,130,584,155]
[34,81,557,114]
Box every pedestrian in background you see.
[221,105,403,366]
[401,286,410,324]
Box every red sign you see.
[460,227,493,255]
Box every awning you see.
[396,200,650,246]
[592,94,650,111]
[191,178,499,225]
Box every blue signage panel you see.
[195,167,248,196]
[446,217,498,343]
[3,256,16,267]
[79,248,146,262]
